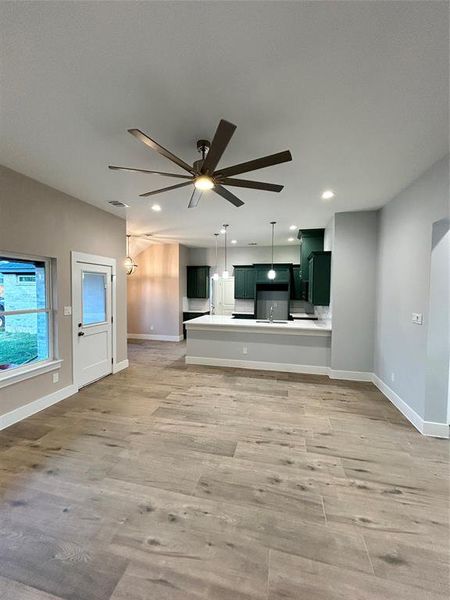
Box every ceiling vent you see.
[108,200,129,208]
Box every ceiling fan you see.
[109,119,292,208]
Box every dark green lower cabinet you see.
[307,251,331,305]
[187,266,210,298]
[233,266,255,299]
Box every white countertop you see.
[184,314,331,336]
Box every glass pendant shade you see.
[125,235,138,275]
[267,268,276,280]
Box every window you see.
[0,255,53,375]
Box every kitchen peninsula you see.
[185,315,332,374]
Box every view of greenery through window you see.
[0,257,49,372]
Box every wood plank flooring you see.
[0,339,449,599]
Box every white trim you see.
[0,383,78,431]
[113,359,129,374]
[372,374,449,439]
[71,252,117,388]
[328,369,373,382]
[422,421,450,438]
[0,359,62,389]
[128,333,183,342]
[185,356,329,375]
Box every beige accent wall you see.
[127,243,184,339]
[0,165,127,417]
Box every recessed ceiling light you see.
[151,204,161,211]
[231,239,237,244]
[321,190,335,200]
[289,225,297,230]
[288,237,294,242]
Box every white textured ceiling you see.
[1,1,448,247]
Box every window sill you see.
[0,359,63,389]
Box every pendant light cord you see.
[270,221,276,269]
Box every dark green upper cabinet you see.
[307,251,331,305]
[297,229,325,282]
[290,265,302,300]
[187,266,210,298]
[233,265,255,299]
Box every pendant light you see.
[124,235,138,275]
[222,224,229,279]
[212,233,220,281]
[267,221,276,279]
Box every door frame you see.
[71,251,117,389]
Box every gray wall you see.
[425,219,449,423]
[127,243,182,339]
[0,165,127,417]
[374,157,449,420]
[330,211,379,374]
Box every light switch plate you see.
[63,306,72,316]
[412,313,423,325]
[52,372,59,384]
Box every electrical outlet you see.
[150,325,154,331]
[391,372,395,383]
[52,372,59,384]
[243,346,248,355]
[412,313,423,325]
[63,306,72,316]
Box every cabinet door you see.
[308,258,314,303]
[291,266,302,300]
[234,268,246,299]
[196,267,207,298]
[244,268,255,299]
[187,267,197,298]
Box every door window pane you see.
[82,272,106,325]
[0,312,49,370]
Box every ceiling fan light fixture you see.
[321,189,335,200]
[194,176,214,191]
[151,203,161,211]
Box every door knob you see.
[78,331,85,337]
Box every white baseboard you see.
[185,356,329,375]
[113,359,129,374]
[128,333,183,342]
[372,374,449,439]
[328,369,373,382]
[0,384,78,431]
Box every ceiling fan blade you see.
[139,181,192,197]
[220,178,283,192]
[214,185,244,207]
[188,188,202,208]
[201,119,237,175]
[214,150,292,179]
[128,128,194,174]
[109,165,192,179]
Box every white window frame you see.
[0,252,61,389]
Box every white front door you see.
[73,261,112,387]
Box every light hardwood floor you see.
[0,340,449,599]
